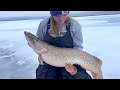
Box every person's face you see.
[53,14,68,25]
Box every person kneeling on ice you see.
[33,11,92,79]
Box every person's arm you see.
[36,21,45,41]
[36,18,50,41]
[67,19,83,75]
[36,18,48,64]
[70,19,83,50]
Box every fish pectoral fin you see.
[38,54,44,65]
[65,63,77,75]
[40,48,48,54]
[96,72,103,79]
[91,72,103,79]
[91,72,97,79]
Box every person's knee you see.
[36,64,58,79]
[36,64,50,79]
[75,65,92,79]
[61,65,92,79]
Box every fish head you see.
[24,31,42,54]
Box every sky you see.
[0,12,120,79]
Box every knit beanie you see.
[50,11,69,16]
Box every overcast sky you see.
[0,11,81,18]
[1,11,120,18]
[1,11,120,21]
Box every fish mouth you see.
[24,31,36,45]
[24,31,28,36]
[24,31,31,39]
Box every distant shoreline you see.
[0,17,44,21]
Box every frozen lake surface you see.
[0,14,120,79]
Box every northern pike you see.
[24,31,103,79]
